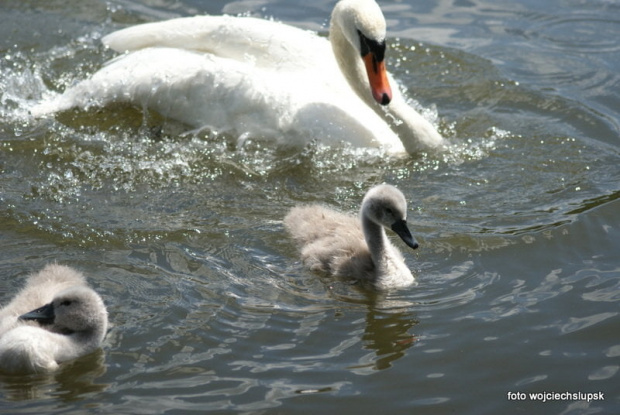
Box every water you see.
[1,0,619,413]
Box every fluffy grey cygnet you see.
[0,264,108,374]
[284,184,419,290]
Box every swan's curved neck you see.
[386,97,444,152]
[330,20,374,108]
[330,6,444,153]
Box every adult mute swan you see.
[0,264,108,374]
[284,184,419,290]
[32,0,443,154]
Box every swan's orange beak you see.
[363,53,392,106]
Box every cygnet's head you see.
[19,286,108,340]
[362,184,419,249]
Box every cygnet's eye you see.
[60,300,73,307]
[385,208,394,217]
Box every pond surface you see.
[1,0,619,413]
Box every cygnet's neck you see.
[50,322,106,363]
[361,214,390,273]
[361,208,415,289]
[71,325,106,348]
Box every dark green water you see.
[1,0,619,413]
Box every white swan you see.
[0,264,108,374]
[32,0,443,154]
[284,184,419,290]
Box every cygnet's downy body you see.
[284,184,419,290]
[0,264,108,374]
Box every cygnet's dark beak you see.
[391,219,419,250]
[19,302,55,325]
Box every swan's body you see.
[32,0,443,154]
[0,264,108,374]
[284,184,419,290]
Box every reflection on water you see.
[1,0,619,413]
[0,349,108,402]
[358,308,418,372]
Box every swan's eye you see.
[357,30,386,62]
[385,208,394,217]
[60,300,72,307]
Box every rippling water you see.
[1,0,619,413]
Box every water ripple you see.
[526,14,620,54]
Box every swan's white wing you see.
[32,47,405,152]
[34,48,283,131]
[103,15,327,72]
